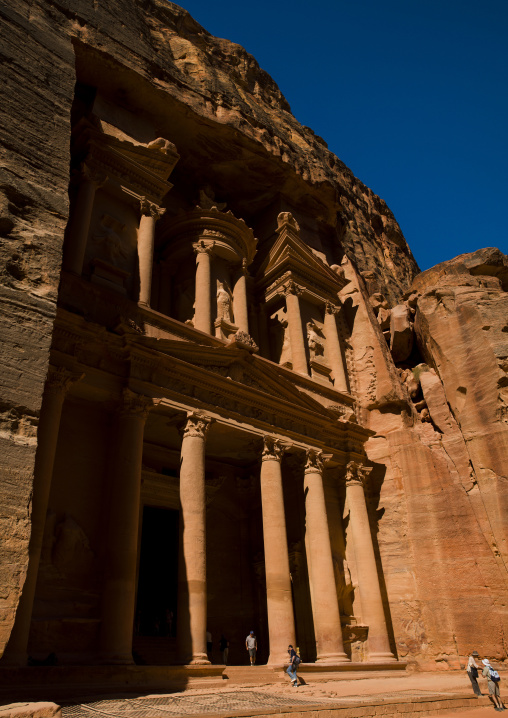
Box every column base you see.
[187,654,211,665]
[367,651,398,662]
[315,652,350,663]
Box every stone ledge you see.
[0,703,61,718]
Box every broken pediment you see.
[256,212,349,304]
[71,118,179,206]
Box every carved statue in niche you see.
[307,319,325,359]
[270,307,292,366]
[91,214,128,268]
[216,280,232,322]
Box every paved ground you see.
[59,672,506,718]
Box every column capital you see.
[325,299,342,315]
[281,279,303,297]
[139,197,166,221]
[304,448,325,475]
[45,366,84,399]
[72,162,108,188]
[345,459,373,487]
[182,411,213,439]
[118,388,154,418]
[261,436,286,463]
[193,239,215,257]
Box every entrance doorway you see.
[136,506,179,640]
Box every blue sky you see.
[174,0,507,271]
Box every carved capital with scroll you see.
[304,448,325,475]
[281,279,303,297]
[45,366,84,400]
[345,460,373,487]
[261,436,286,463]
[182,410,213,440]
[325,299,342,315]
[139,197,166,221]
[192,239,215,257]
[118,388,154,418]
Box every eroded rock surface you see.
[0,0,506,674]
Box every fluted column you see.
[138,198,165,307]
[100,389,153,664]
[233,260,249,334]
[177,412,213,664]
[260,437,296,664]
[304,449,349,662]
[345,461,396,662]
[63,164,107,276]
[282,281,308,376]
[1,367,82,666]
[324,301,349,392]
[193,240,214,334]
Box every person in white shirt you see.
[245,631,257,665]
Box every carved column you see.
[233,259,249,334]
[282,281,308,375]
[304,449,349,662]
[100,389,153,664]
[259,437,296,664]
[193,240,214,334]
[63,164,107,276]
[2,367,81,665]
[138,198,165,307]
[177,412,213,664]
[324,301,349,392]
[345,461,396,662]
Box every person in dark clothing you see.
[466,651,482,696]
[287,645,298,687]
[219,635,229,665]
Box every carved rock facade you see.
[0,0,506,673]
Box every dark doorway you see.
[136,506,179,638]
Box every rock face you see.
[353,248,508,668]
[0,0,506,674]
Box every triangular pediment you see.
[133,336,339,419]
[256,213,348,300]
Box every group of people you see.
[208,630,301,685]
[467,651,504,710]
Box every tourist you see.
[245,630,257,665]
[466,651,482,696]
[482,658,504,711]
[206,630,213,661]
[220,634,229,665]
[287,645,299,687]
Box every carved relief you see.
[139,197,165,221]
[304,448,324,474]
[345,460,373,487]
[182,411,213,439]
[91,214,128,267]
[261,436,286,462]
[307,320,325,359]
[216,280,232,322]
[119,388,153,418]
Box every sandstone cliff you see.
[1,0,506,672]
[347,247,508,667]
